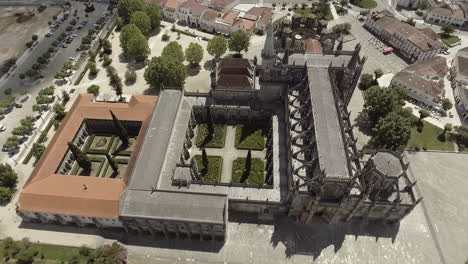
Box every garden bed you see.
[193,155,222,183]
[195,124,227,148]
[235,124,266,150]
[231,158,265,185]
[293,6,333,21]
[441,35,461,47]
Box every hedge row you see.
[22,119,55,164]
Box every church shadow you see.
[354,111,373,136]
[269,216,400,259]
[112,142,129,156]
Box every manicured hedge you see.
[234,124,266,150]
[193,155,222,183]
[195,124,227,148]
[231,158,265,185]
[22,119,55,164]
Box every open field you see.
[0,7,61,65]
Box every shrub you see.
[25,41,33,48]
[32,34,38,41]
[0,187,13,203]
[4,88,13,95]
[87,85,100,96]
[125,70,137,83]
[102,55,112,67]
[162,33,170,41]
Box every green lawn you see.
[407,120,455,151]
[355,0,377,8]
[195,124,227,148]
[194,155,223,182]
[334,5,348,15]
[441,35,461,47]
[293,6,333,21]
[231,158,265,185]
[0,240,92,263]
[235,124,266,150]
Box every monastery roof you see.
[429,7,465,19]
[217,74,253,90]
[19,94,158,218]
[210,0,237,8]
[371,13,443,51]
[372,152,403,177]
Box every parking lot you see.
[0,1,112,161]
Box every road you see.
[0,1,110,162]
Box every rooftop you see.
[372,152,403,177]
[201,8,221,23]
[429,7,465,19]
[19,94,158,218]
[180,0,207,15]
[370,12,443,51]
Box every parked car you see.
[46,32,53,37]
[15,103,23,108]
[0,125,6,132]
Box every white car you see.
[0,125,6,132]
[69,57,76,61]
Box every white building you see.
[365,11,443,63]
[391,56,448,112]
[453,47,468,119]
[425,5,468,29]
[178,0,207,27]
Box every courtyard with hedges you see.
[192,122,271,186]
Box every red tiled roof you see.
[180,0,207,15]
[201,8,221,23]
[232,18,256,32]
[19,94,158,219]
[305,39,323,54]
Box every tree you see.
[359,73,375,90]
[62,90,70,104]
[162,41,185,63]
[106,153,119,173]
[246,150,252,173]
[68,142,91,170]
[12,126,29,137]
[117,0,145,23]
[4,88,12,95]
[88,62,99,75]
[441,98,453,111]
[126,31,150,62]
[0,187,13,203]
[110,110,129,146]
[332,23,352,35]
[53,103,66,120]
[441,24,454,37]
[185,43,204,66]
[21,116,35,130]
[229,31,250,54]
[31,143,46,159]
[374,68,384,80]
[363,86,406,124]
[15,249,35,264]
[92,242,127,264]
[444,123,453,135]
[130,11,151,35]
[0,163,18,188]
[125,70,137,83]
[144,56,187,89]
[419,109,430,121]
[419,0,430,10]
[101,39,112,55]
[145,3,162,29]
[32,104,40,112]
[207,36,227,60]
[120,24,142,54]
[201,148,208,173]
[373,112,411,150]
[406,18,416,26]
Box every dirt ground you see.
[0,7,61,65]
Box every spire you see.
[262,19,275,59]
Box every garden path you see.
[191,126,266,183]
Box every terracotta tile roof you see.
[164,0,179,9]
[246,7,270,17]
[219,58,252,69]
[393,56,448,98]
[20,175,126,218]
[180,0,207,15]
[372,13,443,51]
[419,27,441,41]
[201,8,221,23]
[19,94,158,219]
[210,0,237,8]
[232,18,256,32]
[257,11,273,26]
[220,10,239,24]
[429,7,465,19]
[305,39,323,54]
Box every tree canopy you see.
[358,73,375,90]
[363,86,407,124]
[441,24,455,37]
[441,98,453,111]
[229,31,250,54]
[144,56,187,89]
[130,11,151,35]
[372,111,411,150]
[207,36,227,60]
[126,30,150,62]
[145,4,162,29]
[117,0,145,23]
[374,68,384,80]
[120,24,142,54]
[162,41,184,63]
[185,43,204,66]
[0,163,18,188]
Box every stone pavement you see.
[192,126,266,183]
